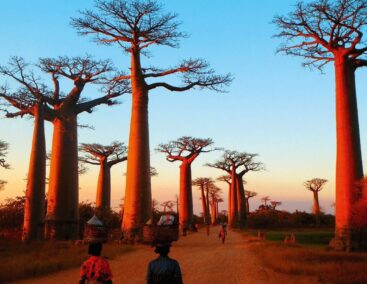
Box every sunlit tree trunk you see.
[236,175,247,228]
[229,170,238,228]
[200,187,207,222]
[45,113,79,240]
[205,187,211,224]
[334,56,364,251]
[178,160,193,232]
[313,190,321,226]
[96,159,111,209]
[122,51,152,240]
[22,102,46,242]
[210,200,216,225]
[245,198,250,214]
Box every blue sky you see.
[1,0,367,214]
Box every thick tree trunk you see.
[122,51,152,240]
[178,160,193,232]
[96,160,111,209]
[236,175,247,228]
[205,188,211,224]
[229,171,238,228]
[245,198,250,214]
[22,102,46,242]
[313,191,320,226]
[45,114,79,240]
[227,182,231,225]
[200,188,207,222]
[334,56,364,251]
[210,200,216,225]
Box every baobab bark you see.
[22,102,46,242]
[236,175,247,228]
[178,160,193,232]
[122,51,152,240]
[200,186,207,222]
[205,187,211,224]
[45,113,79,240]
[229,170,238,228]
[334,55,364,251]
[96,159,111,209]
[210,200,216,225]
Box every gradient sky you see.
[1,0,367,215]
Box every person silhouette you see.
[79,242,113,284]
[146,243,183,284]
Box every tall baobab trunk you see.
[178,160,193,231]
[245,198,250,214]
[216,201,219,220]
[200,187,207,222]
[313,190,321,226]
[236,175,247,228]
[123,51,152,239]
[205,187,211,224]
[45,113,79,240]
[96,159,111,209]
[227,182,232,225]
[334,56,364,251]
[22,102,46,242]
[210,200,216,225]
[229,171,238,228]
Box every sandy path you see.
[17,227,318,284]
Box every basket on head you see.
[84,215,108,243]
[142,216,179,245]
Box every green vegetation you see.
[249,229,334,247]
[0,240,133,283]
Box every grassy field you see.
[249,228,334,246]
[0,240,133,283]
[245,229,367,284]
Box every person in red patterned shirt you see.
[79,242,113,284]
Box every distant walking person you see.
[218,225,227,244]
[147,243,183,284]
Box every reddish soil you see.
[17,226,317,283]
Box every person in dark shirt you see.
[146,243,183,284]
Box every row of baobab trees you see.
[1,0,367,252]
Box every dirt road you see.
[17,227,318,284]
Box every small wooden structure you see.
[84,215,108,243]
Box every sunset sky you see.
[1,0,367,215]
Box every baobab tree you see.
[72,0,232,239]
[217,175,231,220]
[208,184,222,225]
[245,190,257,213]
[304,178,327,225]
[0,56,128,240]
[0,140,10,169]
[79,142,128,209]
[207,151,264,228]
[274,0,367,251]
[261,196,271,207]
[161,200,174,213]
[270,201,282,210]
[0,140,9,191]
[156,137,218,231]
[193,177,214,224]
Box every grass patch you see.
[244,230,367,284]
[0,240,134,283]
[249,228,334,247]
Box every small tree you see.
[156,136,218,231]
[270,201,282,210]
[161,200,174,213]
[304,178,327,226]
[245,190,257,213]
[0,140,9,192]
[72,0,232,239]
[80,142,128,209]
